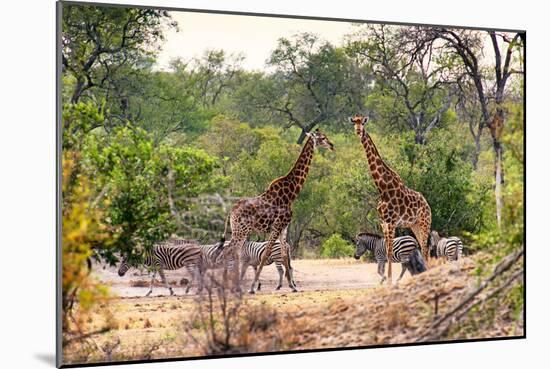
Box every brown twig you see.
[417,249,523,342]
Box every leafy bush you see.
[82,124,225,261]
[62,151,111,334]
[465,102,524,257]
[320,234,355,258]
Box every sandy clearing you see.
[94,259,415,298]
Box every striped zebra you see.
[354,232,427,283]
[197,241,227,270]
[429,231,463,261]
[240,240,296,292]
[198,240,296,292]
[118,240,203,296]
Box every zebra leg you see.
[275,264,284,290]
[196,266,204,295]
[184,267,193,294]
[239,261,248,283]
[378,262,387,284]
[187,265,202,294]
[159,268,174,296]
[249,266,263,291]
[279,227,297,292]
[146,271,156,297]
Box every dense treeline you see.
[61,5,524,283]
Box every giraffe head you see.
[348,114,369,136]
[306,129,334,151]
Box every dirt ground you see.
[96,258,413,297]
[62,257,523,366]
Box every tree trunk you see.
[471,135,481,170]
[71,79,85,104]
[297,129,308,144]
[489,108,506,228]
[494,141,504,228]
[414,131,426,145]
[296,123,318,144]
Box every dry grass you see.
[63,256,523,366]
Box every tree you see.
[126,67,212,142]
[427,28,524,227]
[238,33,370,143]
[455,78,486,169]
[182,50,245,110]
[320,234,355,258]
[346,24,456,144]
[82,124,224,261]
[61,4,176,107]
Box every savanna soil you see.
[62,257,523,365]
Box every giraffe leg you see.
[185,265,201,294]
[382,223,396,284]
[239,261,248,283]
[231,244,243,293]
[411,222,431,268]
[184,268,192,294]
[279,227,297,292]
[196,266,204,294]
[223,236,246,293]
[250,230,281,294]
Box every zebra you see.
[197,241,227,270]
[198,240,296,292]
[118,240,203,296]
[240,240,296,292]
[354,232,427,284]
[429,230,464,261]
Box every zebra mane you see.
[355,232,383,240]
[167,237,197,242]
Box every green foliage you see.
[346,24,458,143]
[320,234,355,258]
[62,151,111,329]
[62,4,175,103]
[466,102,524,256]
[390,129,489,235]
[196,116,278,175]
[62,102,105,150]
[313,134,379,239]
[234,33,370,138]
[81,122,223,261]
[61,5,524,264]
[127,68,215,141]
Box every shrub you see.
[320,234,355,258]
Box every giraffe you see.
[349,114,432,283]
[224,129,334,294]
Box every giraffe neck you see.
[267,136,314,203]
[356,127,402,193]
[285,136,314,201]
